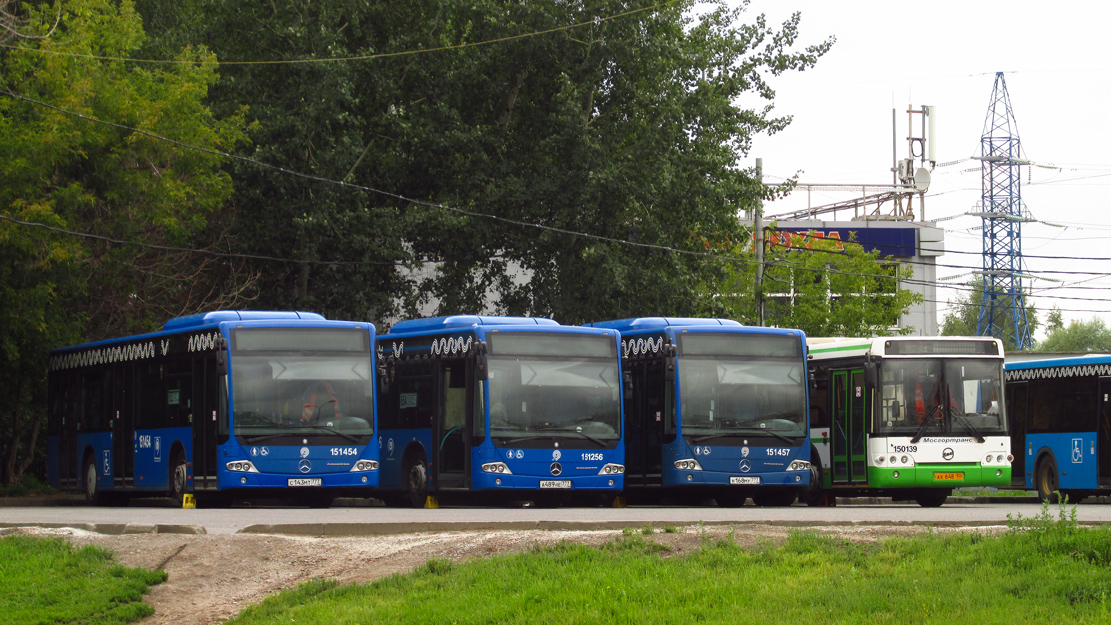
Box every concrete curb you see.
[0,522,206,535]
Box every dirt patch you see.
[7,523,1004,624]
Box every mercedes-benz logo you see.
[942,448,954,461]
[550,463,562,476]
[298,459,312,473]
[739,459,751,473]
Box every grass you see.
[0,476,57,498]
[228,499,1111,625]
[954,487,1035,497]
[0,535,166,624]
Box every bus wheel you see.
[170,451,189,507]
[752,490,798,507]
[84,455,105,505]
[403,452,429,508]
[802,455,826,506]
[1036,457,1059,503]
[914,489,949,508]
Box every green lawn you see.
[0,535,166,624]
[230,503,1111,625]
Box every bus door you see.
[111,364,134,488]
[192,357,220,489]
[1100,378,1111,485]
[434,358,471,489]
[831,369,868,484]
[1006,381,1028,487]
[624,358,665,487]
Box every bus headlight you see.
[674,459,703,471]
[598,464,625,475]
[788,460,811,472]
[350,460,379,472]
[482,462,513,474]
[226,460,258,473]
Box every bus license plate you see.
[540,480,572,489]
[288,478,322,487]
[730,476,761,485]
[933,472,964,481]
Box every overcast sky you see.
[736,0,1111,340]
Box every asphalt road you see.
[1,497,1108,535]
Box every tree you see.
[1035,315,1111,353]
[0,0,251,483]
[135,0,833,325]
[706,230,922,336]
[939,281,1038,352]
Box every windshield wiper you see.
[691,428,796,444]
[299,425,361,443]
[951,411,986,443]
[909,405,942,444]
[546,428,607,447]
[240,432,289,444]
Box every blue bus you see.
[1005,354,1111,503]
[47,311,378,506]
[375,316,625,507]
[584,318,811,507]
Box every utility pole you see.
[754,158,765,326]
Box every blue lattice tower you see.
[976,72,1032,350]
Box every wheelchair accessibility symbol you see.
[1073,438,1083,463]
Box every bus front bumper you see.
[868,463,1011,488]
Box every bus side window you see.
[138,364,163,430]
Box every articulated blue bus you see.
[375,316,625,507]
[1006,354,1111,503]
[47,311,378,506]
[584,318,811,506]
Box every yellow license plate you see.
[934,472,964,481]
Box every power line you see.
[13,86,1111,310]
[0,0,683,66]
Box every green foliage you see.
[0,475,55,497]
[1034,312,1111,353]
[136,0,833,324]
[707,232,922,336]
[0,535,166,624]
[0,0,251,483]
[229,528,1111,624]
[940,280,1038,351]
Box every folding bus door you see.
[1006,381,1028,487]
[1100,378,1111,486]
[434,359,471,489]
[831,369,867,485]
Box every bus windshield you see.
[487,357,620,447]
[678,358,807,442]
[230,331,375,442]
[876,358,1006,437]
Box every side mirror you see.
[475,341,488,381]
[863,362,877,389]
[215,336,228,375]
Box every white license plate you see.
[288,478,322,487]
[539,480,572,489]
[730,476,761,485]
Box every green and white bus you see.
[805,336,1012,507]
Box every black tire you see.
[1036,456,1059,504]
[84,455,105,505]
[914,489,949,508]
[169,450,189,507]
[403,451,429,508]
[752,489,799,507]
[802,452,826,507]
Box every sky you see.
[734,0,1111,341]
